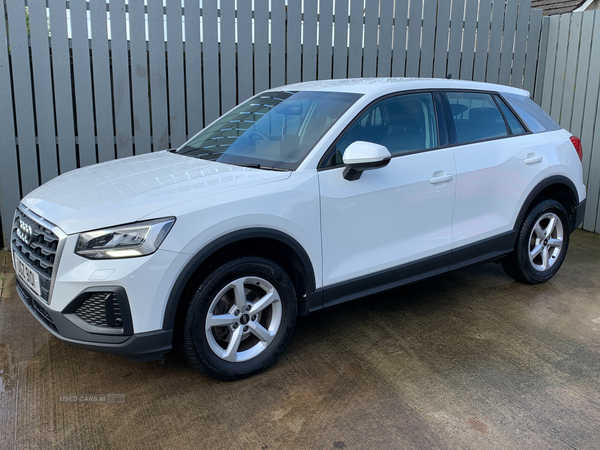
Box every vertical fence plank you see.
[271,1,286,87]
[559,13,582,130]
[585,96,600,232]
[511,0,531,88]
[433,0,451,79]
[49,0,77,173]
[560,13,583,130]
[254,0,270,91]
[317,0,334,80]
[419,0,436,78]
[200,0,220,123]
[498,0,518,86]
[90,0,116,160]
[129,0,153,150]
[460,0,478,80]
[7,0,39,194]
[391,0,409,77]
[377,0,394,77]
[219,0,237,112]
[70,0,97,165]
[348,0,363,78]
[110,0,134,157]
[166,1,186,147]
[333,0,349,79]
[541,15,560,112]
[596,194,600,233]
[237,0,254,99]
[362,0,378,78]
[529,11,546,101]
[487,0,506,84]
[473,0,492,82]
[0,3,20,245]
[579,11,600,192]
[28,0,57,182]
[549,15,570,121]
[406,0,423,77]
[286,0,302,84]
[447,0,465,79]
[570,12,594,141]
[302,0,318,82]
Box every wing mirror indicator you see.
[342,141,392,181]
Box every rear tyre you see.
[181,257,297,380]
[502,199,570,284]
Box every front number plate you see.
[13,253,42,296]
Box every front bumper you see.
[16,280,172,361]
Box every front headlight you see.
[75,218,175,259]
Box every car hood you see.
[22,151,290,234]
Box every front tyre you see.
[502,199,570,284]
[182,257,297,380]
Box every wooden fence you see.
[2,0,595,246]
[534,10,600,235]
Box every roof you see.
[277,77,530,97]
[531,0,586,15]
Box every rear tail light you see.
[570,136,583,161]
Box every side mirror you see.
[342,141,392,181]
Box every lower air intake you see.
[75,293,123,328]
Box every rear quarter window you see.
[502,93,561,133]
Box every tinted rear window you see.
[502,94,561,133]
[446,91,508,144]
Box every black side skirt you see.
[314,230,517,311]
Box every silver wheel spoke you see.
[248,321,274,344]
[541,247,550,270]
[544,217,556,236]
[223,326,244,361]
[250,291,278,315]
[231,278,247,311]
[533,223,544,239]
[530,243,544,258]
[205,313,238,330]
[548,238,562,249]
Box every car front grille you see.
[11,208,60,303]
[75,293,123,328]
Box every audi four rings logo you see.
[16,219,33,244]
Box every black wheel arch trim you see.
[162,228,317,331]
[514,175,580,233]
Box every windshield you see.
[177,90,362,170]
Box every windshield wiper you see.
[233,163,291,172]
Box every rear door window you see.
[445,92,508,144]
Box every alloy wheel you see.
[205,276,282,362]
[528,212,564,272]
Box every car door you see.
[317,92,456,306]
[442,91,549,256]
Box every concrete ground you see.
[1,230,599,450]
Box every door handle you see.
[429,173,453,184]
[524,154,542,164]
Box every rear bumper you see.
[17,280,172,362]
[574,198,586,231]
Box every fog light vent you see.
[75,293,123,328]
